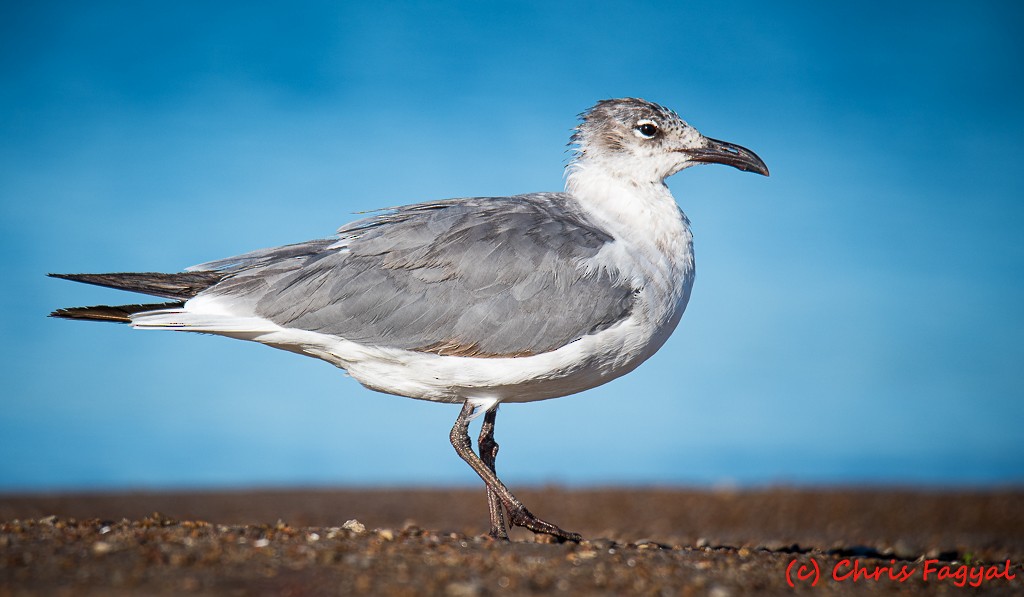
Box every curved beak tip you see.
[746,161,770,177]
[687,137,770,177]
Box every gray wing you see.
[194,194,636,357]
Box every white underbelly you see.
[254,267,694,406]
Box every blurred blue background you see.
[2,2,1021,492]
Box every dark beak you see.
[682,136,770,176]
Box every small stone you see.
[695,537,710,549]
[892,539,917,560]
[759,540,788,551]
[92,541,112,555]
[585,538,617,550]
[253,538,270,548]
[377,529,395,541]
[342,519,366,534]
[636,540,664,550]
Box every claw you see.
[506,506,582,543]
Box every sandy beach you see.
[2,487,1022,595]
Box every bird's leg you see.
[450,401,581,543]
[477,407,508,539]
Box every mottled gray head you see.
[570,98,769,183]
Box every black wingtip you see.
[48,302,185,323]
[45,271,226,300]
[48,307,90,320]
[48,305,132,323]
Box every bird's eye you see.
[634,120,659,139]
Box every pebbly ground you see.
[1,487,1022,595]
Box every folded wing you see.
[196,194,637,357]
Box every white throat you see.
[566,160,691,256]
[565,158,695,331]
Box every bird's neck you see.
[565,160,692,256]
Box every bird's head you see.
[569,98,769,185]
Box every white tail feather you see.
[130,309,280,334]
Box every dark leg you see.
[478,407,508,539]
[450,402,581,542]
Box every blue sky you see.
[2,2,1022,491]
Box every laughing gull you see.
[49,98,768,542]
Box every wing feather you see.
[197,194,636,357]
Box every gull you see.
[49,98,768,542]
